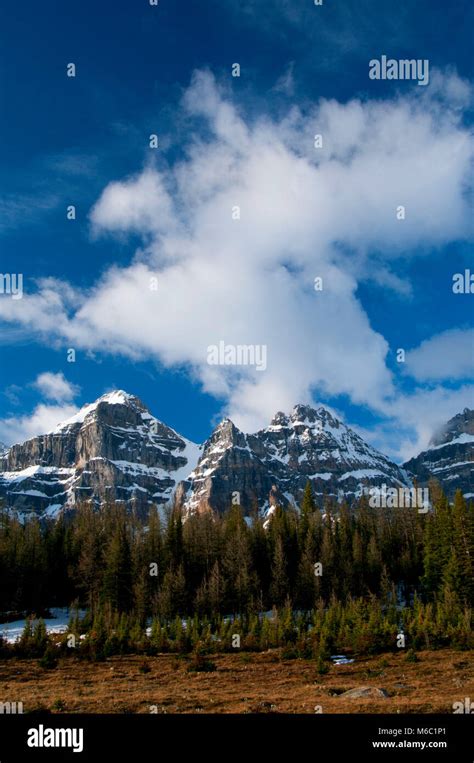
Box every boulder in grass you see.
[340,686,389,699]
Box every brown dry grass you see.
[0,649,472,714]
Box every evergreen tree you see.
[102,520,132,611]
[451,491,474,604]
[270,536,288,606]
[222,505,251,613]
[299,481,316,540]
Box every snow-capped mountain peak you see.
[0,390,200,520]
[1,395,471,521]
[404,408,474,499]
[51,390,147,433]
[182,404,409,515]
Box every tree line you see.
[1,481,472,622]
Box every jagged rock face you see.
[403,408,474,499]
[0,391,201,520]
[183,420,282,514]
[183,404,409,515]
[1,393,470,521]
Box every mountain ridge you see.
[0,390,201,519]
[403,408,474,500]
[0,391,471,519]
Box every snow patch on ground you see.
[0,608,85,644]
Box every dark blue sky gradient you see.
[0,0,472,444]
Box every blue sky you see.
[0,0,472,460]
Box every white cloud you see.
[0,69,472,453]
[350,382,474,463]
[0,372,81,446]
[0,404,79,447]
[33,372,80,402]
[385,384,474,462]
[404,328,474,382]
[89,168,177,238]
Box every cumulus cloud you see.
[0,373,81,446]
[0,69,472,453]
[89,169,177,238]
[0,404,79,447]
[33,372,80,403]
[404,328,474,382]
[384,384,474,462]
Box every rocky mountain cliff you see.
[182,404,409,515]
[0,391,201,520]
[0,392,471,520]
[403,408,474,499]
